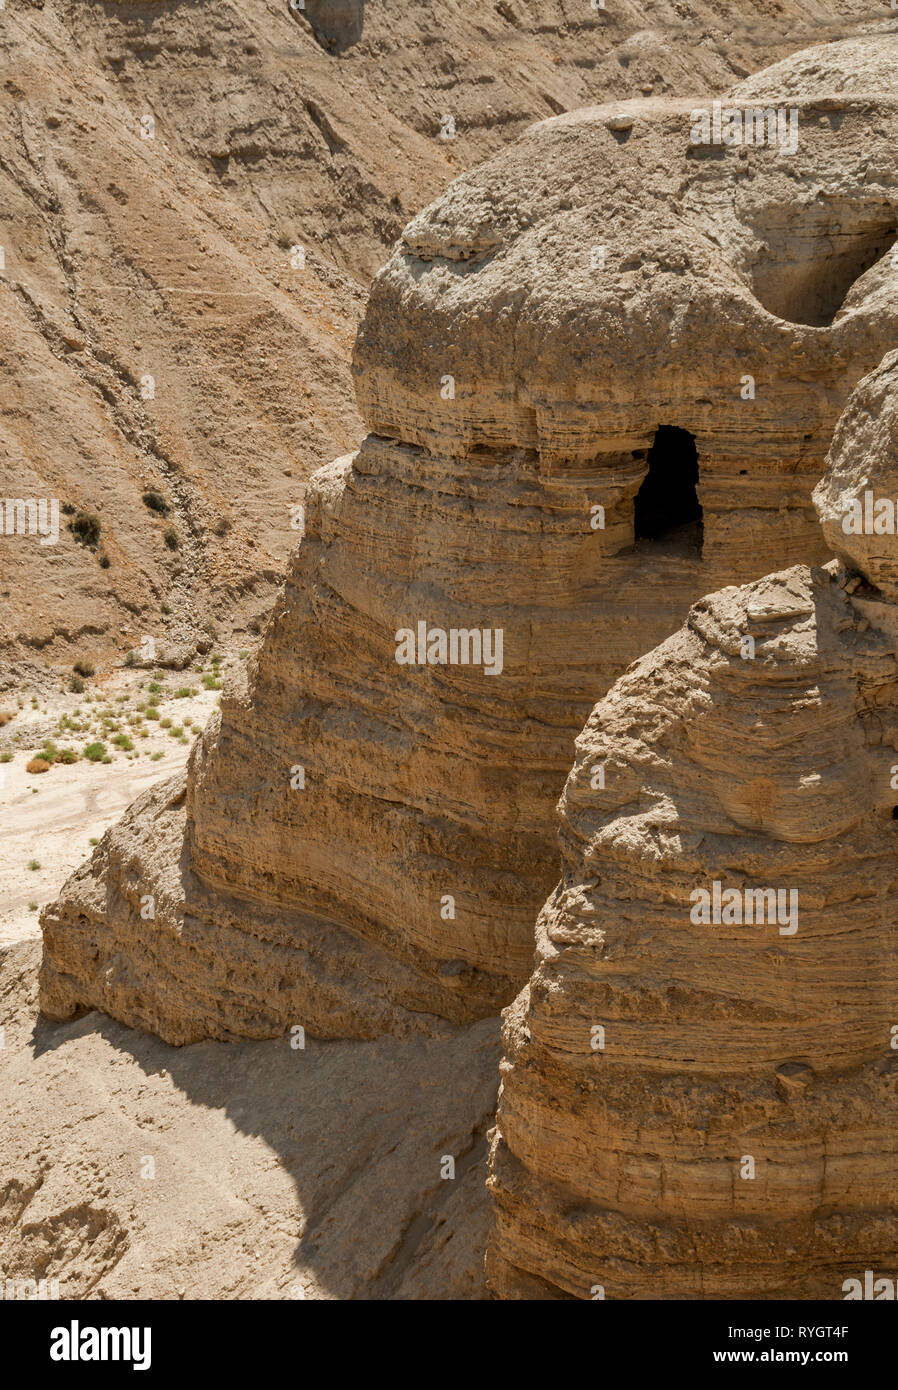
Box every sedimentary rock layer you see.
[815,353,898,603]
[6,0,875,672]
[41,39,898,1044]
[487,356,898,1299]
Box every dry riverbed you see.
[0,649,246,946]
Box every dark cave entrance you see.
[634,425,703,552]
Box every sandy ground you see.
[0,656,237,946]
[0,938,499,1300]
[0,649,501,1301]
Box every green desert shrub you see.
[71,511,101,547]
[142,490,170,516]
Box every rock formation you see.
[7,0,872,677]
[39,36,898,1046]
[486,351,898,1300]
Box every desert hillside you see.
[0,0,881,686]
[2,2,897,1315]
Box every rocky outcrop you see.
[486,352,898,1300]
[7,1,881,673]
[815,353,898,603]
[34,1,879,282]
[40,38,898,1046]
[303,1,365,54]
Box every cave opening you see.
[747,214,897,327]
[634,425,703,551]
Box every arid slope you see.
[0,0,886,681]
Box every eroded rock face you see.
[815,352,898,602]
[40,41,898,1044]
[486,356,898,1300]
[303,0,365,53]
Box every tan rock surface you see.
[0,1,886,679]
[815,351,898,602]
[7,16,898,1305]
[39,36,898,1045]
[1,936,499,1299]
[0,24,363,683]
[486,355,898,1300]
[26,1,884,283]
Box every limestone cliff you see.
[486,353,898,1300]
[40,38,898,1044]
[6,0,876,674]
